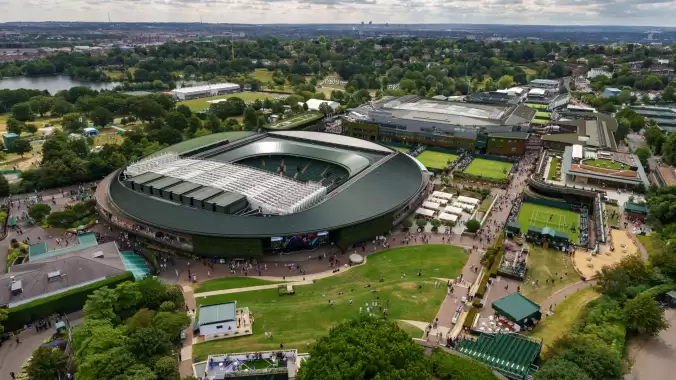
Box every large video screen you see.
[270,231,329,251]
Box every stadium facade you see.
[96,131,428,257]
[344,96,536,155]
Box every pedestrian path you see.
[194,280,314,297]
[539,280,597,312]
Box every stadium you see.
[344,95,536,154]
[96,131,429,257]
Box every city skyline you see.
[1,0,676,27]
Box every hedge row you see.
[463,308,478,329]
[453,171,510,185]
[3,271,134,332]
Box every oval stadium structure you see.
[96,131,429,257]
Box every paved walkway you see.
[0,313,83,378]
[538,280,597,312]
[194,280,314,297]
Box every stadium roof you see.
[171,83,239,95]
[105,132,426,238]
[562,146,650,187]
[530,79,560,85]
[624,203,648,215]
[457,333,541,379]
[489,132,530,140]
[270,131,393,153]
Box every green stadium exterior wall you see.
[345,121,379,141]
[522,195,573,211]
[486,137,526,156]
[3,271,134,332]
[333,213,394,250]
[473,154,518,163]
[192,235,264,257]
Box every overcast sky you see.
[1,0,675,26]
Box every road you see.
[625,309,676,380]
[0,313,83,379]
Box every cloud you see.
[1,0,676,25]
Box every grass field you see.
[386,145,410,153]
[519,246,580,304]
[605,205,620,228]
[93,134,124,146]
[547,157,560,180]
[191,245,467,358]
[525,103,548,109]
[252,69,274,83]
[536,111,552,119]
[195,277,282,293]
[478,195,494,213]
[397,321,423,338]
[417,151,458,170]
[530,287,599,354]
[463,158,513,180]
[582,159,624,170]
[531,119,549,125]
[636,234,660,258]
[266,112,323,130]
[517,203,581,243]
[178,92,277,111]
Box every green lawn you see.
[547,157,560,180]
[536,111,552,119]
[636,234,660,258]
[463,158,513,180]
[266,112,323,130]
[252,69,274,83]
[178,92,277,111]
[192,245,468,358]
[531,119,549,125]
[530,287,599,354]
[582,159,624,170]
[519,246,580,304]
[517,202,581,243]
[525,103,548,109]
[478,195,494,213]
[386,145,410,153]
[417,151,458,170]
[605,205,620,228]
[396,321,423,339]
[195,277,282,293]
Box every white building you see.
[305,99,340,112]
[587,68,612,79]
[197,302,238,339]
[171,83,240,101]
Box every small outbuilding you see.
[491,293,542,327]
[197,302,237,338]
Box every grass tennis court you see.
[417,151,458,169]
[526,103,548,109]
[536,111,552,119]
[178,92,278,110]
[266,111,323,130]
[517,202,580,243]
[192,245,467,358]
[463,158,513,179]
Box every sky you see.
[1,0,676,26]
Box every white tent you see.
[444,206,464,215]
[432,191,454,200]
[438,213,459,223]
[427,197,449,205]
[453,202,475,212]
[456,196,480,205]
[422,201,441,210]
[415,208,434,218]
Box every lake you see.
[0,75,120,93]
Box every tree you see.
[297,317,431,380]
[430,219,442,230]
[547,336,622,380]
[153,311,190,343]
[89,106,113,127]
[51,99,74,117]
[535,357,591,380]
[83,287,118,321]
[61,113,88,134]
[28,203,51,223]
[415,219,428,230]
[26,346,68,380]
[9,139,32,157]
[194,128,210,137]
[429,349,498,380]
[24,123,38,135]
[0,308,7,334]
[644,125,666,153]
[0,174,9,197]
[623,292,668,336]
[154,356,180,380]
[165,111,189,131]
[497,75,515,89]
[30,96,55,117]
[133,99,166,122]
[466,219,481,233]
[318,102,333,116]
[402,219,413,230]
[176,104,192,118]
[6,117,24,135]
[11,102,35,121]
[114,281,142,318]
[127,328,172,362]
[205,114,222,132]
[635,146,651,166]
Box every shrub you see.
[463,308,478,329]
[429,348,498,380]
[402,219,413,229]
[466,219,481,233]
[3,272,134,331]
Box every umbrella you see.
[77,225,86,230]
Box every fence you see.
[522,195,573,211]
[473,154,519,163]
